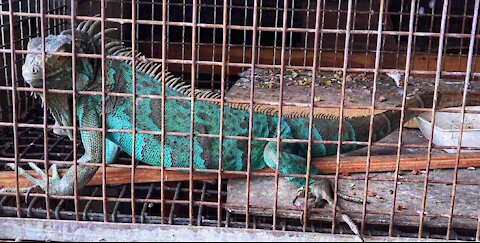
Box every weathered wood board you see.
[225,71,480,229]
[225,168,480,229]
[225,68,480,118]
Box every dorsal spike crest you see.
[77,21,87,31]
[154,64,164,74]
[73,19,295,116]
[147,63,161,75]
[80,14,101,33]
[87,20,101,36]
[80,19,95,33]
[154,72,164,80]
[141,63,153,72]
[93,28,119,43]
[106,45,124,55]
[143,62,153,69]
[137,62,148,71]
[105,41,123,49]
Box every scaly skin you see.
[2,19,475,239]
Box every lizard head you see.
[22,30,97,140]
[22,31,97,91]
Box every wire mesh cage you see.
[0,0,480,241]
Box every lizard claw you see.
[1,163,71,196]
[293,186,319,209]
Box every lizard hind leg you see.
[263,141,321,186]
[262,141,322,208]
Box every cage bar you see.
[0,0,479,242]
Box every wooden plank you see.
[319,152,480,175]
[225,68,480,118]
[1,153,480,189]
[225,170,480,229]
[141,43,480,78]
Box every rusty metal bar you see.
[1,0,480,241]
[209,1,218,90]
[478,210,480,241]
[256,0,264,66]
[100,0,108,223]
[411,0,421,72]
[168,182,182,225]
[140,185,155,223]
[389,0,417,236]
[0,0,9,112]
[160,0,167,225]
[300,0,312,67]
[7,0,22,219]
[245,0,260,229]
[130,0,138,224]
[301,0,323,232]
[441,1,453,73]
[271,0,289,230]
[418,0,450,238]
[82,187,99,221]
[70,0,80,222]
[288,0,296,67]
[360,0,386,234]
[196,182,207,226]
[189,0,198,226]
[445,0,480,239]
[180,0,185,80]
[111,185,128,223]
[332,0,354,235]
[217,0,229,228]
[332,0,342,67]
[3,11,480,40]
[425,0,437,72]
[456,0,470,71]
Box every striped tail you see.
[316,90,469,154]
[340,213,364,242]
[341,89,480,151]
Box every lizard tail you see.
[380,88,480,135]
[337,193,367,204]
[346,89,476,146]
[340,213,364,242]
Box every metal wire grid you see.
[0,0,479,241]
[0,111,478,241]
[0,0,69,124]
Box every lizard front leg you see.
[1,140,120,196]
[1,107,120,196]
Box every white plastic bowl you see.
[415,106,480,153]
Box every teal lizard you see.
[1,19,474,239]
[2,17,466,199]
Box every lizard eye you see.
[55,55,70,63]
[57,44,72,53]
[32,67,39,74]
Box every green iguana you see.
[1,19,475,240]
